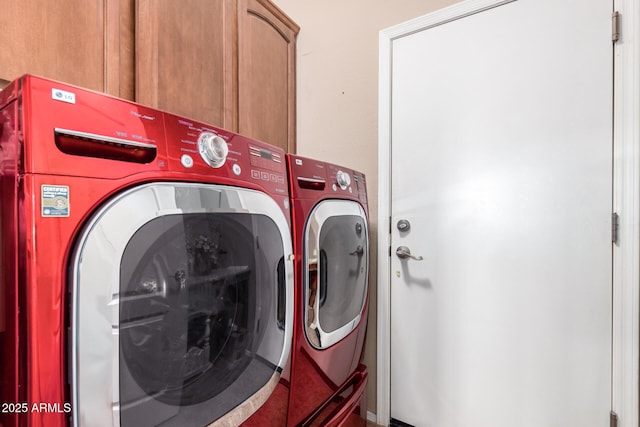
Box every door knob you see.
[396,246,423,261]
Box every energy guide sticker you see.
[41,185,70,217]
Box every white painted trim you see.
[377,0,640,426]
[376,22,392,425]
[613,1,640,426]
[367,410,378,423]
[380,0,514,42]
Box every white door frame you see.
[377,0,640,426]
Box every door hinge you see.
[612,11,620,43]
[610,410,618,427]
[612,212,620,244]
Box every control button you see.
[251,170,261,179]
[332,184,337,192]
[270,174,277,182]
[198,132,228,168]
[232,164,242,176]
[336,170,351,190]
[261,172,270,181]
[181,154,194,168]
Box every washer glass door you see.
[304,200,368,349]
[71,183,293,427]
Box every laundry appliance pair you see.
[0,75,369,427]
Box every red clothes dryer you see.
[286,155,369,427]
[0,75,295,427]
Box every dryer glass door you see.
[304,200,368,349]
[71,183,293,427]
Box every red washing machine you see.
[286,155,369,427]
[0,75,296,427]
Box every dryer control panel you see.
[287,154,367,205]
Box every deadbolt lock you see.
[397,219,411,232]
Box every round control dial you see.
[336,170,351,190]
[198,132,228,168]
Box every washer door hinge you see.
[612,11,620,43]
[610,411,618,427]
[612,212,620,245]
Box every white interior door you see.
[388,1,613,426]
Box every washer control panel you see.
[197,132,228,168]
[164,113,287,196]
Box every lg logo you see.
[51,88,76,104]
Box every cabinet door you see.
[0,0,134,99]
[238,0,298,153]
[135,0,234,128]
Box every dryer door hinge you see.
[612,212,620,245]
[612,11,620,43]
[610,411,618,427]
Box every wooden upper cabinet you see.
[135,0,234,130]
[0,0,135,99]
[136,0,299,153]
[238,0,299,153]
[0,0,297,152]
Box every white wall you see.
[271,0,460,414]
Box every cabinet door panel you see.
[135,0,233,127]
[238,0,298,153]
[0,0,134,99]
